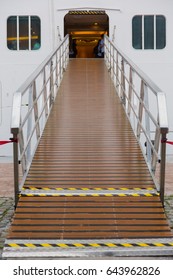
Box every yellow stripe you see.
[89,243,100,247]
[25,243,36,248]
[153,243,165,247]
[9,243,20,248]
[8,36,38,41]
[145,193,153,197]
[122,243,133,247]
[118,194,126,196]
[58,244,69,248]
[43,188,50,191]
[69,188,76,190]
[23,187,37,191]
[137,243,149,247]
[41,243,52,247]
[105,194,113,196]
[105,243,117,247]
[74,243,85,248]
[132,193,140,197]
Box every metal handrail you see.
[104,35,169,205]
[11,35,69,207]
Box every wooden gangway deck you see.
[3,59,173,258]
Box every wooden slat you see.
[8,194,172,239]
[24,59,156,190]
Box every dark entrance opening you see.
[64,10,109,58]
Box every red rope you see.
[0,139,18,146]
[165,140,173,145]
[161,139,173,145]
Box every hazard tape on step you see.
[22,186,155,191]
[19,193,159,197]
[5,242,173,248]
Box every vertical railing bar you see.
[112,47,115,84]
[33,80,40,139]
[59,47,62,81]
[19,123,27,174]
[109,41,112,72]
[116,51,119,93]
[12,130,19,208]
[128,67,133,117]
[120,59,126,105]
[144,85,152,164]
[160,132,167,206]
[137,80,144,138]
[152,123,160,172]
[49,60,54,107]
[56,52,58,85]
[26,85,33,160]
[43,68,48,117]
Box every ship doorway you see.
[64,10,109,58]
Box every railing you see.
[11,35,69,207]
[104,35,169,205]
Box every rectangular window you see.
[144,16,154,49]
[132,16,142,49]
[19,16,29,50]
[132,15,166,50]
[7,16,17,50]
[7,16,41,51]
[156,15,166,49]
[31,16,41,50]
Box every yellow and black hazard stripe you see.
[69,10,105,15]
[22,186,155,191]
[19,193,159,197]
[5,242,173,248]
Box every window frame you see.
[7,15,41,51]
[132,15,166,50]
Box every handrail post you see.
[12,130,19,208]
[121,59,126,105]
[160,131,167,206]
[50,60,54,107]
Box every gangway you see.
[3,35,173,258]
